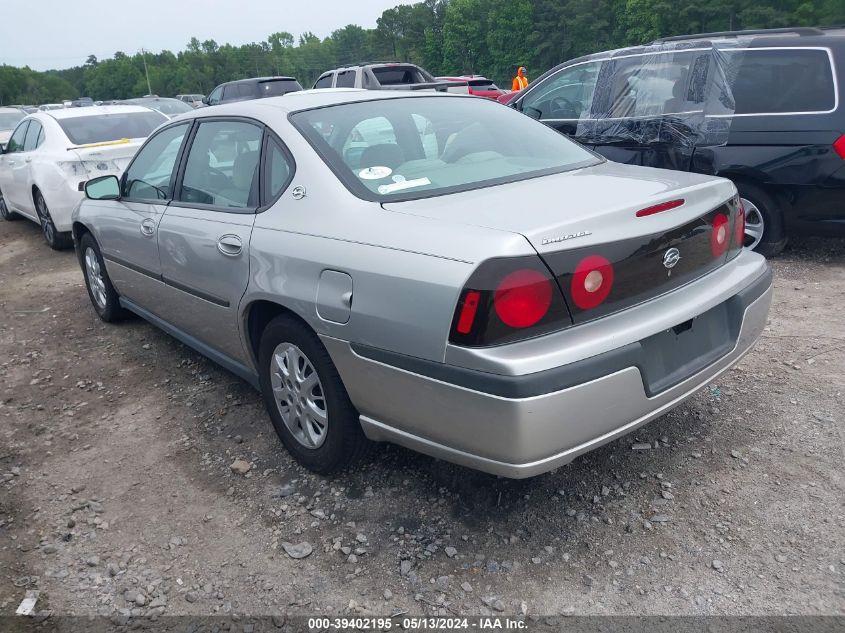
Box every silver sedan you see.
[71,90,772,477]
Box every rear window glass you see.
[372,66,425,85]
[336,72,356,88]
[468,80,498,89]
[291,96,600,202]
[260,80,303,97]
[724,48,836,114]
[58,111,165,145]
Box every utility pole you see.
[141,49,153,95]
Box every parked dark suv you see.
[512,27,845,255]
[205,77,303,106]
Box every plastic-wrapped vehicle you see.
[511,27,845,255]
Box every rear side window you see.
[238,83,255,99]
[264,137,294,200]
[313,74,333,89]
[336,71,356,88]
[23,120,42,151]
[725,48,836,114]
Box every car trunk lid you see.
[382,161,741,323]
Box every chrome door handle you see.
[217,234,243,256]
[7,160,15,166]
[140,218,156,237]
[24,157,31,163]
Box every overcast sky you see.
[0,0,414,71]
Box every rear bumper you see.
[324,259,773,478]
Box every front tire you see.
[0,189,18,221]
[735,182,787,257]
[78,232,127,322]
[34,189,73,250]
[258,315,370,475]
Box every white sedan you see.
[0,105,166,249]
[0,107,26,150]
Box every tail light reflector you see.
[494,269,553,328]
[456,290,481,334]
[833,134,845,159]
[635,199,685,217]
[570,255,614,310]
[734,201,746,248]
[710,212,730,258]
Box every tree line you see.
[1,0,843,104]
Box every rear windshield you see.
[58,111,166,145]
[372,66,430,85]
[260,79,303,97]
[291,96,600,201]
[0,112,25,129]
[468,79,498,89]
[723,48,836,114]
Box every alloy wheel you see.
[740,197,764,250]
[269,342,329,449]
[35,194,55,245]
[84,247,108,310]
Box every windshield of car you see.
[57,111,166,145]
[291,96,601,201]
[0,112,25,129]
[260,79,303,97]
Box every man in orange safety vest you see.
[512,66,528,91]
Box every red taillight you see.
[833,134,845,159]
[467,86,475,95]
[711,212,730,258]
[456,290,481,334]
[635,199,685,217]
[493,269,553,328]
[570,255,614,310]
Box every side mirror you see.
[85,175,120,200]
[202,96,210,105]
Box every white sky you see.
[0,0,414,71]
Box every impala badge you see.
[541,230,592,246]
[663,247,681,276]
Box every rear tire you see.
[734,182,787,257]
[78,232,127,322]
[258,315,370,475]
[34,189,73,250]
[0,189,17,221]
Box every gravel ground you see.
[0,218,843,621]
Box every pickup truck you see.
[312,62,463,92]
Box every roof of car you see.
[39,105,163,120]
[184,88,455,117]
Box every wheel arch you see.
[242,298,317,371]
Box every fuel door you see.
[316,270,353,324]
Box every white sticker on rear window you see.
[377,177,431,195]
[359,166,392,180]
